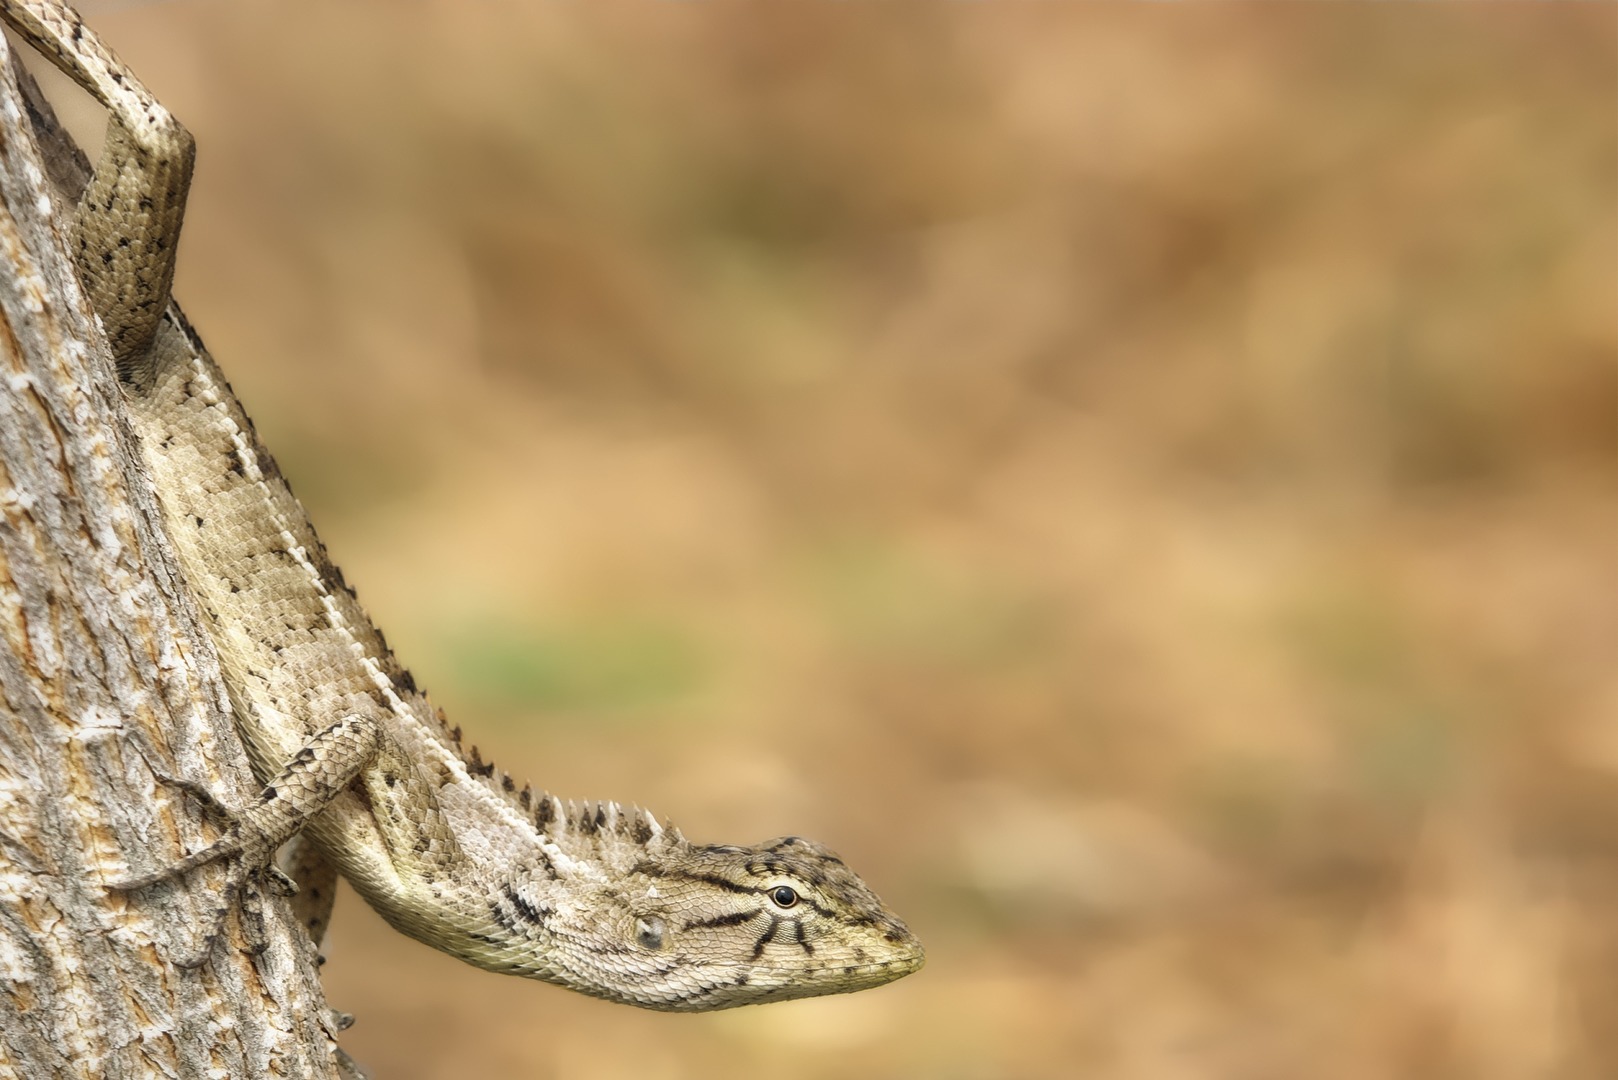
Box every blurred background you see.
[44,2,1618,1076]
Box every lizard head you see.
[521,831,926,1011]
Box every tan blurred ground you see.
[50,1,1618,1077]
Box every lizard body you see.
[2,0,923,1011]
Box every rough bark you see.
[0,31,345,1080]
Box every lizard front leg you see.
[0,0,193,377]
[116,715,382,961]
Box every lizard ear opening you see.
[634,915,666,951]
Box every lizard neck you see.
[531,793,687,880]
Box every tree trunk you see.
[0,30,346,1080]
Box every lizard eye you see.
[769,886,799,909]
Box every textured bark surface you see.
[0,31,343,1080]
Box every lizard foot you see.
[110,766,281,965]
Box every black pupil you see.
[771,886,798,908]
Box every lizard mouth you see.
[740,946,927,996]
[803,951,927,981]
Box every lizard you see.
[0,0,924,1012]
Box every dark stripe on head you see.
[682,909,760,932]
[750,915,781,960]
[645,869,760,896]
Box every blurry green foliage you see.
[439,613,708,718]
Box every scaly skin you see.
[1,0,923,1010]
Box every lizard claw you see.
[170,926,224,970]
[169,881,240,970]
[146,767,242,826]
[265,864,299,897]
